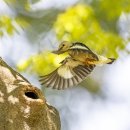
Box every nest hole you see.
[25,91,39,99]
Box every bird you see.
[52,41,115,65]
[39,41,115,90]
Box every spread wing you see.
[39,58,95,90]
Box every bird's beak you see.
[52,46,64,54]
[52,50,61,54]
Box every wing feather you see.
[63,79,68,89]
[71,76,79,86]
[39,70,57,87]
[39,58,95,90]
[53,75,60,89]
[57,76,63,90]
[73,67,84,79]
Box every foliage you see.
[17,52,67,75]
[0,15,15,36]
[80,0,130,32]
[2,0,130,76]
[0,15,29,37]
[91,0,130,23]
[0,0,31,37]
[4,0,31,11]
[4,0,61,42]
[54,4,126,58]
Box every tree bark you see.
[0,57,61,130]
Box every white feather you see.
[57,66,74,79]
[96,55,111,65]
[70,45,89,50]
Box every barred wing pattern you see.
[39,64,95,90]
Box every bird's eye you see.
[62,44,65,47]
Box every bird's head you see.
[52,41,72,54]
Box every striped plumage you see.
[39,57,95,90]
[39,41,115,90]
[52,41,115,65]
[69,42,98,62]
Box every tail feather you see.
[107,58,116,64]
[94,55,115,65]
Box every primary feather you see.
[39,57,95,89]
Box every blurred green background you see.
[0,0,130,130]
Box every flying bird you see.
[52,41,115,65]
[39,41,115,90]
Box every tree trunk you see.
[0,57,61,130]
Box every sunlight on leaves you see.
[0,15,15,36]
[17,52,67,75]
[99,0,130,20]
[54,4,126,58]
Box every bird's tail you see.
[92,55,115,66]
[107,58,116,64]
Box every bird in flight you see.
[39,41,115,90]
